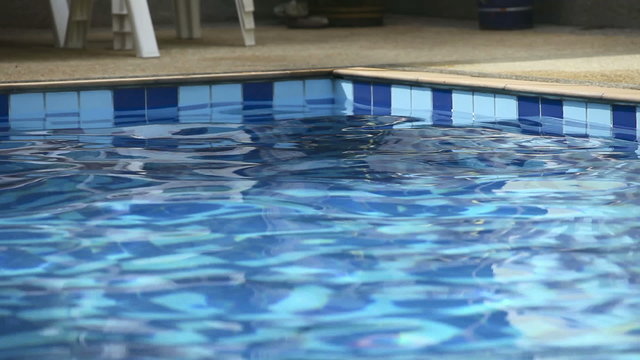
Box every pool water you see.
[0,111,639,359]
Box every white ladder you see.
[173,0,255,46]
[48,0,160,58]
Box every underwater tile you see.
[612,104,637,141]
[587,102,612,138]
[334,79,354,113]
[45,91,79,129]
[274,80,305,107]
[563,100,587,137]
[178,85,210,122]
[372,83,391,115]
[495,94,518,119]
[305,79,334,106]
[79,90,114,129]
[391,84,411,116]
[473,92,495,120]
[353,81,372,115]
[9,93,45,130]
[518,96,540,117]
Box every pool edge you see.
[333,67,640,104]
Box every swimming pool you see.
[1,70,639,359]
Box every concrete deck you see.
[1,16,640,88]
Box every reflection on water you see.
[0,114,639,360]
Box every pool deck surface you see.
[2,16,640,90]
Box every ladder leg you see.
[65,0,93,49]
[174,0,201,39]
[112,0,134,50]
[235,0,255,46]
[124,0,160,58]
[49,0,70,48]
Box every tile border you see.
[332,67,640,105]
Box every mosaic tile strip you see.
[1,75,640,142]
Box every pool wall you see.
[1,68,639,142]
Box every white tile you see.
[637,106,640,141]
[391,85,411,116]
[411,86,432,111]
[178,86,211,123]
[9,93,45,130]
[587,103,612,138]
[274,80,305,107]
[452,90,474,125]
[305,79,333,106]
[211,84,242,123]
[211,84,242,105]
[473,92,495,121]
[80,90,114,129]
[495,94,518,119]
[334,79,353,114]
[45,92,79,129]
[563,101,587,137]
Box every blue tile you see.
[637,107,640,141]
[147,87,178,124]
[432,89,452,125]
[353,81,372,115]
[473,92,495,120]
[243,82,273,103]
[113,88,146,127]
[211,84,243,123]
[274,80,305,107]
[518,96,540,117]
[372,83,391,116]
[411,86,433,120]
[452,90,473,125]
[0,94,9,131]
[432,89,452,113]
[178,85,210,123]
[587,103,612,138]
[495,94,518,119]
[612,104,637,141]
[563,101,587,137]
[541,98,563,118]
[9,93,45,130]
[305,79,334,106]
[273,81,305,120]
[241,82,272,122]
[80,90,114,129]
[211,84,243,105]
[243,82,273,121]
[334,79,354,113]
[391,85,411,116]
[540,98,563,135]
[45,92,79,129]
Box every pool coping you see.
[333,68,640,104]
[3,67,640,105]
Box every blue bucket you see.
[477,0,534,30]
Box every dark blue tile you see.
[0,93,8,132]
[147,87,178,123]
[113,88,146,127]
[613,104,637,141]
[540,99,563,136]
[541,98,563,118]
[432,89,452,125]
[432,89,453,112]
[372,83,391,116]
[243,82,273,103]
[518,96,540,117]
[243,82,274,122]
[113,88,145,112]
[353,81,372,115]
